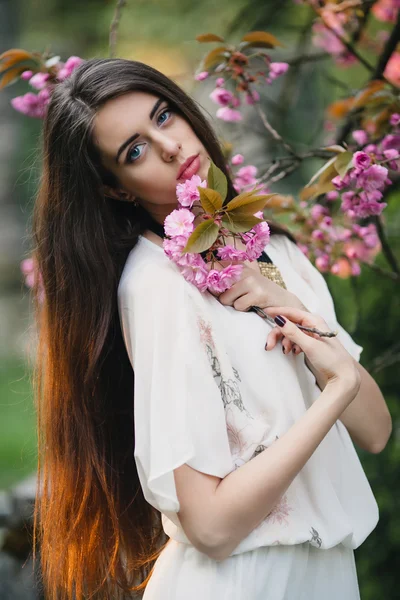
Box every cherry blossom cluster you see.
[329,119,400,220]
[297,0,400,81]
[196,61,289,122]
[11,56,83,118]
[293,201,381,278]
[162,175,270,295]
[20,256,44,302]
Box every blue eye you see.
[157,109,171,125]
[127,143,145,164]
[125,108,172,164]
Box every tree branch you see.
[373,10,400,80]
[372,215,400,274]
[109,0,127,59]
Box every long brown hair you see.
[31,57,294,599]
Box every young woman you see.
[32,58,391,600]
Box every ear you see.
[103,185,136,203]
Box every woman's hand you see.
[217,264,305,312]
[215,263,307,354]
[265,306,361,403]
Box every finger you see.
[282,337,293,355]
[265,306,327,329]
[265,327,282,351]
[292,343,303,355]
[272,314,313,351]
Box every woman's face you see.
[93,90,211,221]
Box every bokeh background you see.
[0,0,399,598]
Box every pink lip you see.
[177,154,200,181]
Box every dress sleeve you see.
[117,261,233,524]
[277,235,363,362]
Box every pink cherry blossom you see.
[253,220,270,246]
[372,0,400,23]
[219,264,243,289]
[176,175,207,208]
[164,209,194,237]
[216,107,243,122]
[207,270,225,294]
[231,154,244,165]
[310,204,328,220]
[332,175,347,190]
[355,164,388,192]
[383,148,399,160]
[20,70,33,80]
[11,92,47,119]
[234,165,258,189]
[195,71,209,81]
[390,113,400,126]
[163,235,189,260]
[210,87,234,106]
[353,151,371,171]
[216,77,225,87]
[245,90,260,104]
[312,22,345,55]
[315,255,330,272]
[57,56,84,81]
[20,257,35,275]
[352,130,368,146]
[181,258,209,292]
[217,245,248,261]
[269,62,289,79]
[384,51,400,86]
[29,72,50,90]
[381,134,400,152]
[326,190,339,201]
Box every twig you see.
[257,149,337,185]
[250,306,338,338]
[373,10,400,80]
[363,262,400,282]
[372,215,400,274]
[285,51,331,67]
[368,341,400,373]
[253,102,299,158]
[109,0,127,59]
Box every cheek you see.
[119,164,178,202]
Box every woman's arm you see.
[175,310,361,561]
[338,362,392,453]
[306,356,392,454]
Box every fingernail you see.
[274,315,286,327]
[282,346,285,354]
[265,342,268,351]
[292,347,296,354]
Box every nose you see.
[157,132,182,162]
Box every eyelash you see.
[126,107,173,164]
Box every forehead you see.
[93,90,161,157]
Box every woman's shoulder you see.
[117,237,189,306]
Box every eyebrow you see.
[115,97,165,164]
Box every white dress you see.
[117,233,379,600]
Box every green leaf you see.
[241,31,284,48]
[305,155,338,187]
[207,161,228,200]
[225,192,277,214]
[196,33,225,43]
[203,46,229,70]
[221,213,263,233]
[299,181,335,201]
[334,151,353,178]
[183,219,219,253]
[199,187,223,215]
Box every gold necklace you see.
[258,260,287,289]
